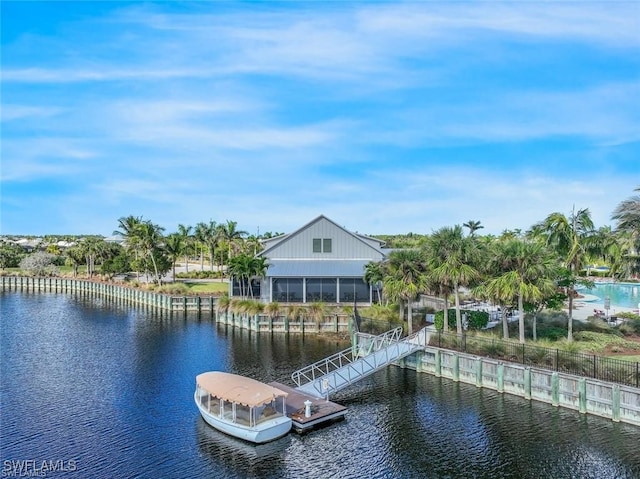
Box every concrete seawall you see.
[396,347,640,427]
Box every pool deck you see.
[569,302,638,320]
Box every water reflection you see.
[2,292,639,479]
[196,418,291,461]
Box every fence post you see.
[475,357,482,388]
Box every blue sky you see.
[2,1,639,237]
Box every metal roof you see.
[266,259,371,277]
[259,215,385,259]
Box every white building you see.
[234,215,389,305]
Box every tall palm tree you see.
[537,207,595,341]
[463,220,484,237]
[137,221,166,285]
[177,224,193,273]
[481,239,558,343]
[80,237,108,277]
[219,220,248,268]
[114,215,144,278]
[475,240,513,339]
[427,226,481,335]
[364,261,384,304]
[164,233,184,281]
[194,222,211,272]
[382,249,428,335]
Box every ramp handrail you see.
[292,327,431,396]
[291,327,404,388]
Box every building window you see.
[313,238,332,253]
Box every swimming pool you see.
[584,282,640,309]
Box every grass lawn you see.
[607,355,640,362]
[183,282,228,294]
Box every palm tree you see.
[463,220,484,237]
[64,246,85,278]
[250,256,269,299]
[227,254,269,299]
[227,254,252,298]
[612,186,640,234]
[114,215,144,278]
[177,224,193,273]
[219,220,248,269]
[164,233,184,281]
[537,207,595,341]
[382,249,428,335]
[194,222,211,272]
[364,261,384,304]
[137,221,166,285]
[612,187,640,278]
[481,239,558,343]
[427,226,481,335]
[475,240,514,339]
[80,237,108,277]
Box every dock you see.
[269,382,347,433]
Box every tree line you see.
[368,187,639,343]
[2,187,638,344]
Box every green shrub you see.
[155,283,191,294]
[434,309,487,330]
[434,310,456,330]
[537,327,567,341]
[176,270,222,279]
[467,310,489,329]
[619,319,640,335]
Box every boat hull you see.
[195,394,292,444]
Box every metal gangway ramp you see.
[291,327,429,398]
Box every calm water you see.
[585,283,640,309]
[1,292,639,479]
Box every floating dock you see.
[269,382,347,433]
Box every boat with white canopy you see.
[194,371,292,444]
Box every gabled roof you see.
[257,215,385,258]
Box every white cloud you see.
[1,105,65,121]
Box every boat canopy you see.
[196,371,288,408]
